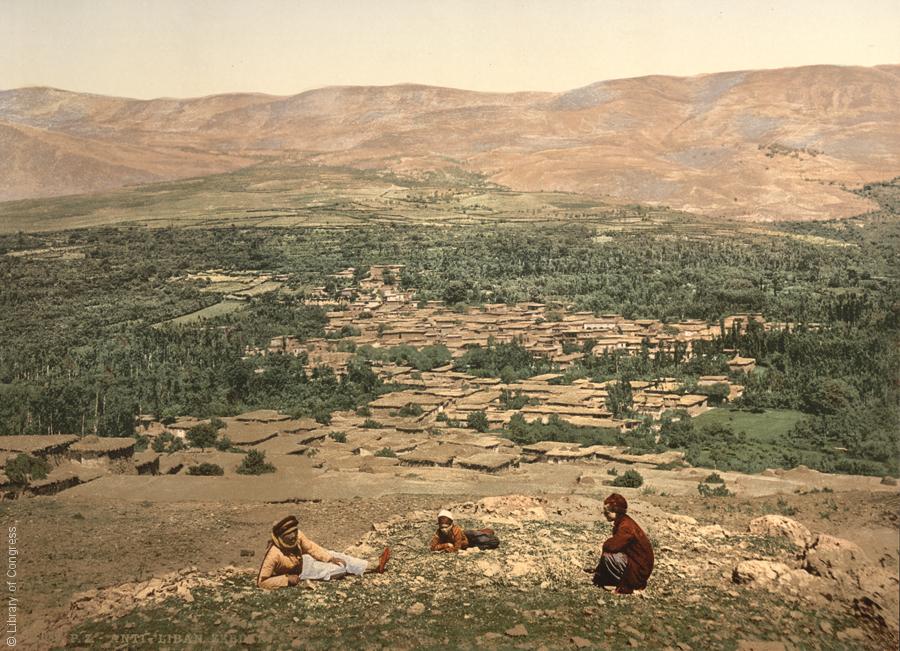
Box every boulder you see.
[697,524,730,540]
[732,560,793,586]
[176,585,194,603]
[748,515,811,549]
[804,534,867,579]
[475,558,503,578]
[733,560,824,593]
[505,624,528,637]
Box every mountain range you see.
[2,64,898,220]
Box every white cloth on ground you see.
[299,551,368,581]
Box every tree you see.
[697,382,731,406]
[187,423,218,450]
[4,454,50,485]
[443,281,468,305]
[313,407,332,425]
[605,380,633,418]
[236,450,275,475]
[660,416,696,448]
[467,410,489,432]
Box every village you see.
[1,264,777,498]
[255,263,763,429]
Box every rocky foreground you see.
[61,495,898,650]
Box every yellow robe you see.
[257,531,333,589]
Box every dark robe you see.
[596,513,654,593]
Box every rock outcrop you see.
[735,516,899,639]
[748,514,812,550]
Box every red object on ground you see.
[377,547,391,573]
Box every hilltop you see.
[2,64,899,221]
[13,490,900,650]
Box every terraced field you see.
[0,163,715,234]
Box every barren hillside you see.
[1,64,899,219]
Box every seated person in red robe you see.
[593,493,654,594]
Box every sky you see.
[2,0,899,98]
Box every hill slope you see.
[2,65,899,220]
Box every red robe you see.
[601,514,654,592]
[429,524,468,552]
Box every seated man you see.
[429,510,468,553]
[257,515,390,590]
[592,493,654,594]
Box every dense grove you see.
[1,187,897,475]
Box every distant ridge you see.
[2,64,899,220]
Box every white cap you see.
[437,509,454,521]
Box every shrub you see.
[703,472,725,484]
[656,460,688,471]
[611,469,644,488]
[133,434,150,452]
[187,423,218,450]
[698,482,732,497]
[398,403,424,417]
[374,447,397,458]
[361,419,383,429]
[467,410,489,432]
[313,408,332,425]
[775,497,798,516]
[187,463,224,476]
[338,324,361,338]
[236,450,276,475]
[4,453,50,485]
[330,431,347,443]
[214,436,233,451]
[499,389,532,410]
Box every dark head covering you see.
[604,493,628,515]
[271,515,299,550]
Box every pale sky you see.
[2,0,898,98]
